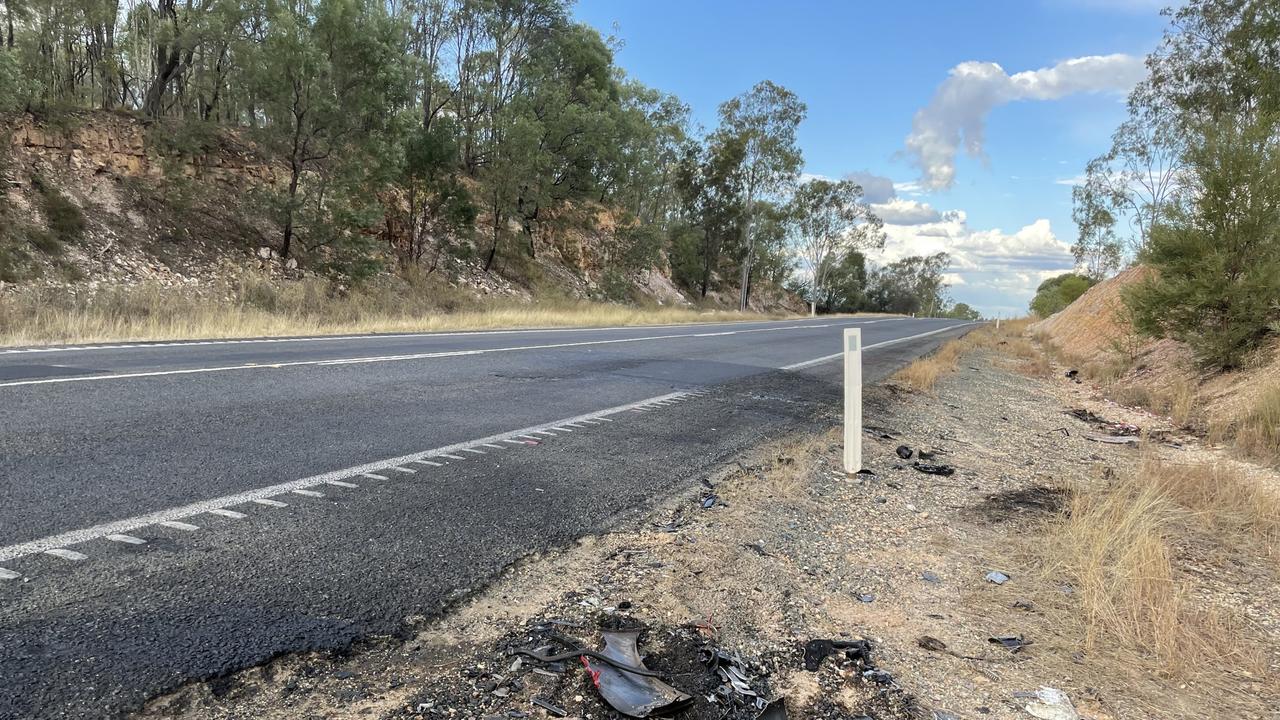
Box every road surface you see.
[0,315,974,718]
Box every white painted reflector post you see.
[843,328,863,474]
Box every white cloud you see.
[904,54,1147,190]
[874,208,1077,315]
[871,197,942,225]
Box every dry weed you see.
[1138,457,1280,552]
[1039,465,1268,686]
[0,277,798,346]
[1234,384,1280,464]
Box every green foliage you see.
[0,0,815,306]
[1030,273,1096,317]
[815,250,868,313]
[788,177,883,311]
[864,253,952,316]
[944,302,981,321]
[1126,113,1280,369]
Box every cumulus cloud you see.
[873,207,1076,314]
[871,197,942,225]
[904,54,1147,190]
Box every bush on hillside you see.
[1030,273,1096,318]
[1125,115,1280,369]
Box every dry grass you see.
[0,275,800,346]
[890,320,1040,393]
[1234,384,1280,464]
[1038,459,1272,691]
[1139,458,1280,551]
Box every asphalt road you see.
[0,315,975,719]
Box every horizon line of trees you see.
[0,0,955,316]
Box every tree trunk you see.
[484,191,500,272]
[737,188,755,310]
[281,162,300,259]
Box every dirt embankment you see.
[2,111,798,313]
[1031,267,1280,441]
[137,339,1280,720]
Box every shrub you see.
[1029,273,1096,317]
[1125,115,1280,369]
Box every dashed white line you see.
[292,489,325,498]
[106,534,146,545]
[459,448,486,454]
[550,426,573,432]
[364,472,393,479]
[439,453,467,460]
[159,520,200,531]
[43,549,87,561]
[251,499,288,508]
[480,443,506,450]
[0,389,692,563]
[0,568,21,580]
[325,480,359,488]
[414,460,444,466]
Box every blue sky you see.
[573,0,1170,316]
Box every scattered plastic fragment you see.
[583,630,692,717]
[757,698,789,720]
[531,697,567,717]
[1023,686,1080,720]
[912,462,955,476]
[1084,434,1139,446]
[861,668,895,685]
[701,495,718,509]
[802,638,872,671]
[857,593,875,603]
[921,570,941,583]
[988,634,1031,652]
[985,571,1010,585]
[895,445,913,459]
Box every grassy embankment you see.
[0,275,801,346]
[894,320,1279,705]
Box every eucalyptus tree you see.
[788,177,884,316]
[714,81,805,309]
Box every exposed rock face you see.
[7,112,276,185]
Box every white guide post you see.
[843,327,862,474]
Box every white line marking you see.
[550,426,573,432]
[778,323,979,371]
[159,520,200,531]
[292,489,325,498]
[0,390,694,563]
[531,430,556,436]
[481,443,506,450]
[516,435,541,441]
[106,534,146,545]
[0,317,896,356]
[459,448,486,454]
[364,472,392,479]
[325,480,359,488]
[208,509,246,519]
[252,499,288,508]
[439,453,467,460]
[0,568,20,580]
[0,320,887,388]
[414,460,444,466]
[43,549,87,561]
